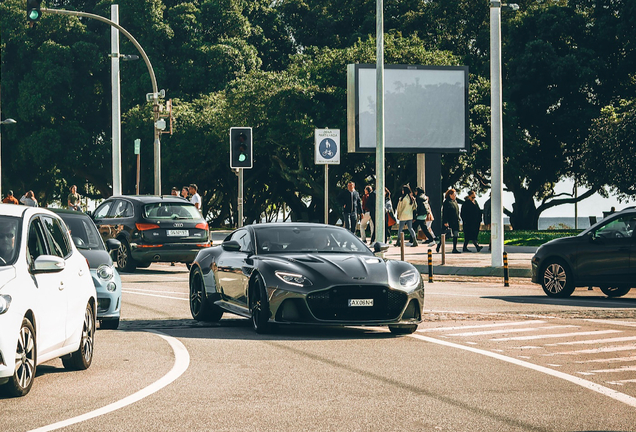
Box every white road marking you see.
[608,379,636,385]
[417,320,545,332]
[545,344,636,356]
[491,329,622,342]
[409,333,636,408]
[576,356,636,364]
[29,331,190,432]
[584,319,636,327]
[545,336,636,346]
[448,325,576,337]
[588,365,636,374]
[122,290,187,301]
[124,287,188,295]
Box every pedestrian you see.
[368,187,377,243]
[67,185,81,211]
[338,181,362,234]
[437,188,461,253]
[189,184,201,210]
[483,194,491,251]
[181,186,189,200]
[20,190,38,207]
[360,185,374,243]
[2,190,19,205]
[413,187,436,246]
[384,187,397,244]
[171,187,179,196]
[395,185,419,247]
[460,190,483,252]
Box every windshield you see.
[61,215,105,250]
[144,202,201,220]
[254,225,372,255]
[0,216,20,266]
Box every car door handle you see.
[59,281,65,291]
[79,268,85,276]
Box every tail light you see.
[195,222,208,231]
[136,223,160,231]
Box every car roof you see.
[104,195,192,204]
[248,222,345,230]
[49,208,91,218]
[0,203,29,217]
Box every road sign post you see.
[315,129,340,224]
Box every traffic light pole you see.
[238,169,244,228]
[41,7,163,195]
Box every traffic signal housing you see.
[230,127,253,169]
[26,0,42,22]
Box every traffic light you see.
[230,127,253,169]
[26,0,42,22]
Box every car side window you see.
[231,229,252,252]
[41,216,71,258]
[94,201,113,219]
[595,215,634,240]
[113,200,133,218]
[27,218,48,263]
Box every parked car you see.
[532,207,636,298]
[189,223,424,334]
[52,209,123,329]
[91,195,210,272]
[0,205,96,397]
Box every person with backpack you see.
[413,187,436,246]
[395,185,418,247]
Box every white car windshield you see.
[61,215,105,250]
[255,226,372,255]
[0,216,20,265]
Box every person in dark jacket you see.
[460,190,483,252]
[437,188,461,253]
[338,181,363,233]
[413,187,435,245]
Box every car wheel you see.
[100,318,120,330]
[600,286,631,298]
[189,266,223,322]
[541,260,575,298]
[250,274,270,334]
[3,318,37,397]
[116,239,137,273]
[389,325,418,335]
[62,303,95,371]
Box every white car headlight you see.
[97,264,114,281]
[0,294,11,314]
[399,269,420,290]
[275,271,312,287]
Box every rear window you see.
[144,203,201,220]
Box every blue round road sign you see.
[319,138,337,159]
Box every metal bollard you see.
[428,249,433,283]
[503,251,510,287]
[440,234,446,265]
[400,232,405,261]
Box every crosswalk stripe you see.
[449,325,577,337]
[588,365,636,373]
[417,320,545,332]
[576,356,636,364]
[546,336,636,346]
[546,344,636,356]
[491,329,622,342]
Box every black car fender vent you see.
[306,285,407,321]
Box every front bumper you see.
[91,269,122,319]
[0,315,20,382]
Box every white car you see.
[0,205,97,397]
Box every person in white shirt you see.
[189,184,201,210]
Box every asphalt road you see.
[3,264,636,432]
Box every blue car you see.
[52,209,123,329]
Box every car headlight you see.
[399,269,420,290]
[0,294,11,315]
[97,264,114,281]
[275,271,312,287]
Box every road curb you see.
[413,264,532,278]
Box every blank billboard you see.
[347,64,469,153]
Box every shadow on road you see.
[482,295,636,309]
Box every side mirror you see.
[222,240,241,252]
[105,238,121,251]
[31,255,65,274]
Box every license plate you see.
[348,299,373,307]
[167,229,188,237]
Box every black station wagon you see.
[91,195,210,272]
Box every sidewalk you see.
[383,243,535,278]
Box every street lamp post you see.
[490,1,518,267]
[0,114,17,197]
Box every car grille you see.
[97,298,111,313]
[306,285,407,321]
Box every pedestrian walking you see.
[384,188,397,244]
[338,181,362,234]
[460,190,483,252]
[438,188,460,253]
[2,190,19,205]
[395,185,418,247]
[20,190,38,207]
[189,184,201,210]
[413,187,436,245]
[360,185,374,243]
[67,185,81,211]
[483,194,491,251]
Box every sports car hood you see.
[77,249,113,269]
[258,253,391,287]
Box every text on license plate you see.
[348,299,373,307]
[167,229,189,236]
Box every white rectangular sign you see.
[315,129,340,165]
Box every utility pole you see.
[111,4,122,196]
[375,0,386,244]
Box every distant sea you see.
[504,217,597,230]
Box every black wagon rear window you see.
[144,203,201,220]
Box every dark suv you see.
[91,195,210,272]
[532,207,636,298]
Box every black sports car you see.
[189,223,424,334]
